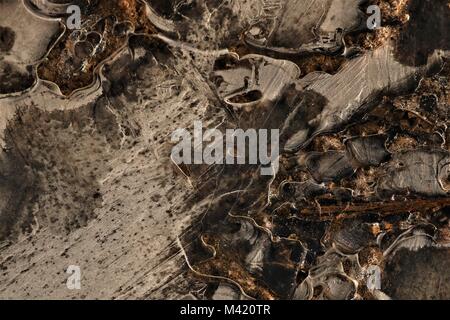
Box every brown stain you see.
[37,0,156,95]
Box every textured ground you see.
[0,0,449,300]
